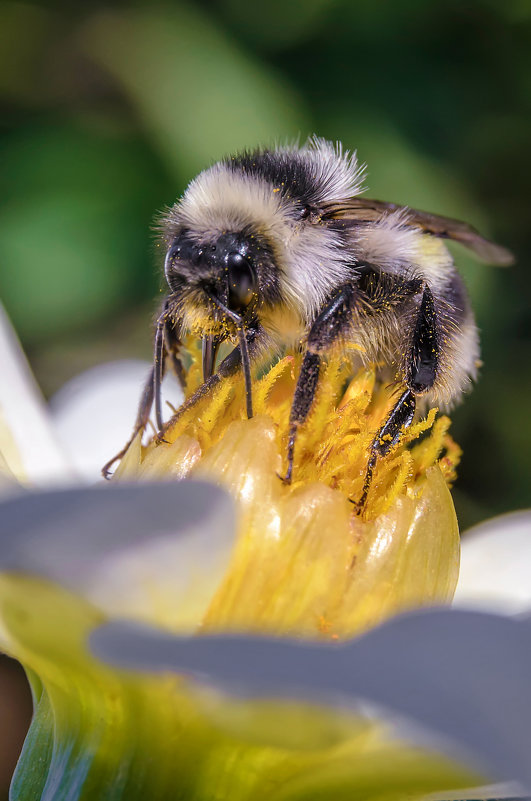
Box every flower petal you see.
[91,608,531,792]
[0,481,235,630]
[455,510,531,614]
[50,360,184,482]
[0,303,71,486]
[2,573,476,801]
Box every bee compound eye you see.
[165,236,197,275]
[164,242,184,277]
[226,252,256,310]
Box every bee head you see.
[164,228,280,334]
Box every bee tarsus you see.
[352,389,417,513]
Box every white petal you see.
[454,510,531,614]
[425,782,527,800]
[49,359,183,483]
[0,481,235,629]
[91,608,531,791]
[0,304,72,486]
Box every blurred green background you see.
[0,0,530,528]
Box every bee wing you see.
[320,197,514,266]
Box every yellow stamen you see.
[116,340,460,638]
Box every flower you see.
[114,338,461,639]
[1,303,531,800]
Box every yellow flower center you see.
[116,341,461,639]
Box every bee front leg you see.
[156,321,265,441]
[102,302,181,479]
[163,316,186,392]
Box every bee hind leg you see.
[281,271,424,486]
[353,284,439,514]
[352,388,416,513]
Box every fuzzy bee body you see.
[103,138,512,506]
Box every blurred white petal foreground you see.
[0,483,530,800]
[49,359,183,482]
[0,304,71,486]
[454,510,531,614]
[92,600,531,790]
[1,302,531,799]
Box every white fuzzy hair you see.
[299,136,366,201]
[349,209,478,407]
[160,139,480,410]
[432,315,479,409]
[168,138,366,320]
[353,208,454,291]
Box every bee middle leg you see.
[282,284,358,484]
[282,268,425,486]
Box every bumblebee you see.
[103,138,512,508]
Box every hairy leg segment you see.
[354,284,439,512]
[280,271,439,515]
[102,303,185,478]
